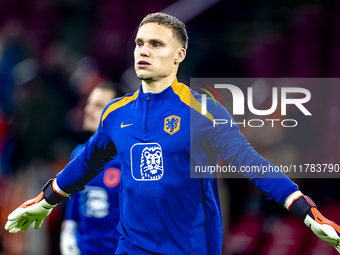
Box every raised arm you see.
[200,97,340,253]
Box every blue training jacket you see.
[56,78,299,255]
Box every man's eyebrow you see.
[135,38,166,45]
[150,39,166,45]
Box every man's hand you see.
[4,178,69,233]
[285,191,340,253]
[305,207,340,252]
[5,192,55,233]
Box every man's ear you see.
[174,48,186,64]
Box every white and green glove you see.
[285,191,340,253]
[5,178,69,233]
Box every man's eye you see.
[136,42,143,47]
[153,43,161,47]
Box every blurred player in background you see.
[60,83,123,255]
[5,12,340,255]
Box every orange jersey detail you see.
[101,91,139,125]
[170,78,215,124]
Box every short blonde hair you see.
[139,12,188,50]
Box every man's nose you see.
[140,45,150,57]
[84,104,94,115]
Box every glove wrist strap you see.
[288,195,317,221]
[42,179,68,205]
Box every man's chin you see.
[137,75,154,81]
[83,124,96,134]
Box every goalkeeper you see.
[59,83,123,255]
[5,13,340,254]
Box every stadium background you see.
[0,0,340,254]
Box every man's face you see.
[134,23,183,81]
[83,88,115,133]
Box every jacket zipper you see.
[144,94,150,136]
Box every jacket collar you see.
[138,78,179,99]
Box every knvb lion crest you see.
[140,146,163,180]
[164,115,181,135]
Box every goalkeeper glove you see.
[60,220,80,255]
[5,178,69,233]
[285,191,340,253]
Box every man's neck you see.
[141,75,177,94]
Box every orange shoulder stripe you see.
[171,79,215,123]
[101,90,139,124]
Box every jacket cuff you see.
[42,179,69,205]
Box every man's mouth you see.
[137,60,151,67]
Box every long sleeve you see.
[56,105,118,194]
[193,94,299,205]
